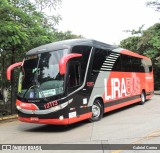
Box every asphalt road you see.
[1,95,160,153]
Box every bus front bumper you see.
[18,112,92,125]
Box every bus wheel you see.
[89,99,103,122]
[140,91,146,105]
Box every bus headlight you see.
[17,106,21,110]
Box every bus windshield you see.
[17,49,68,99]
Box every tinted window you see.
[148,66,153,73]
[112,54,121,71]
[141,59,152,73]
[72,46,91,82]
[131,57,144,72]
[92,48,110,72]
[68,62,81,88]
[121,54,132,72]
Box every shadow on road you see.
[19,119,91,133]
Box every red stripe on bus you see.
[68,112,92,124]
[104,98,141,112]
[18,112,92,125]
[120,49,149,59]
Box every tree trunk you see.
[2,56,6,107]
[11,47,16,114]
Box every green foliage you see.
[120,36,140,53]
[53,30,83,41]
[124,24,145,36]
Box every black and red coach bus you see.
[7,39,154,125]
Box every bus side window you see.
[148,66,153,73]
[132,57,145,73]
[121,54,132,72]
[91,48,109,73]
[141,59,152,73]
[68,62,81,88]
[112,55,122,71]
[71,45,92,83]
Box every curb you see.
[0,114,17,121]
[154,91,160,95]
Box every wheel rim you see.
[141,93,145,102]
[92,104,100,119]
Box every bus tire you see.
[139,91,146,105]
[89,99,103,122]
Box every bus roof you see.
[26,39,117,55]
[26,38,150,60]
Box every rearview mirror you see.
[59,53,82,75]
[6,62,22,80]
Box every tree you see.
[0,0,31,113]
[34,0,62,12]
[146,0,160,12]
[123,24,145,36]
[53,30,83,41]
[33,0,62,30]
[120,25,145,54]
[120,36,140,53]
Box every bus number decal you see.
[44,100,58,109]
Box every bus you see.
[6,39,154,125]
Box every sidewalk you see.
[154,90,160,95]
[0,114,17,121]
